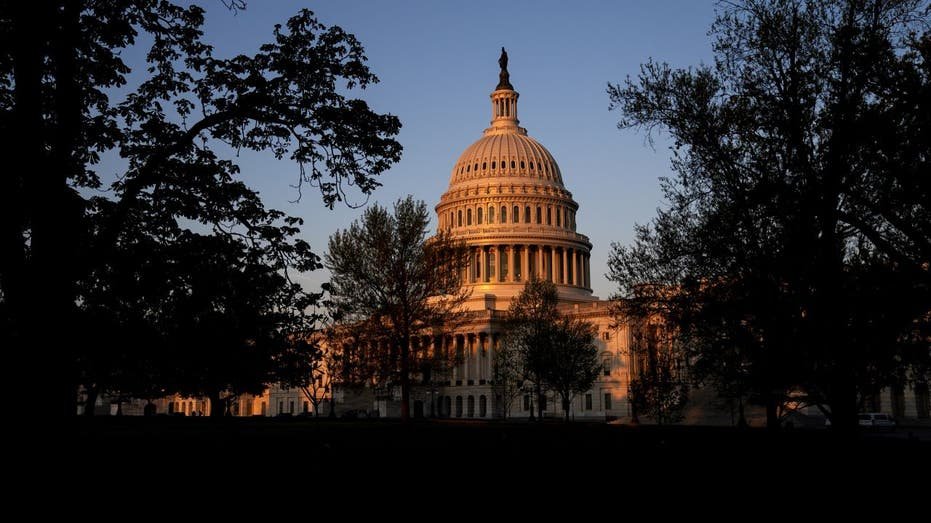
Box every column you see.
[508,245,516,282]
[586,254,591,288]
[466,334,474,383]
[480,247,487,283]
[536,245,543,280]
[573,250,580,287]
[561,248,567,285]
[522,244,530,282]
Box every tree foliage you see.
[325,196,470,420]
[608,0,930,430]
[0,3,402,415]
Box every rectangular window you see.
[525,206,531,223]
[547,207,552,225]
[514,249,522,281]
[556,208,561,227]
[604,393,612,410]
[500,251,508,281]
[585,393,592,410]
[467,209,472,225]
[536,207,542,224]
[488,206,494,223]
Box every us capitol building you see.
[128,51,637,421]
[110,52,927,423]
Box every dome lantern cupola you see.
[490,47,520,134]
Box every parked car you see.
[858,412,896,430]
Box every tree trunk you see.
[399,338,411,421]
[765,394,779,432]
[563,397,570,422]
[208,391,224,418]
[828,378,858,434]
[83,386,98,416]
[536,383,544,421]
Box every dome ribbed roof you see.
[449,132,563,187]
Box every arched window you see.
[477,207,483,224]
[488,206,495,224]
[547,207,552,225]
[466,164,470,173]
[556,208,561,227]
[472,251,480,282]
[520,160,525,169]
[482,162,486,170]
[511,160,516,169]
[455,396,463,418]
[479,395,487,417]
[457,210,462,227]
[530,161,535,170]
[491,161,496,169]
[474,163,479,172]
[501,206,507,223]
[467,396,475,417]
[444,396,451,417]
[603,356,612,376]
[488,251,496,279]
[513,205,519,223]
[525,206,531,223]
[536,206,542,224]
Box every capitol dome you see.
[436,50,594,306]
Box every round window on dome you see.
[491,161,496,169]
[482,162,486,170]
[510,161,516,169]
[520,161,525,169]
[474,163,479,171]
[466,165,470,172]
[530,162,534,170]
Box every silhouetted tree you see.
[500,278,601,421]
[325,196,470,421]
[500,278,561,420]
[626,319,689,425]
[608,0,930,431]
[538,317,601,422]
[277,337,328,417]
[156,233,316,417]
[0,3,402,415]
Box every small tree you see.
[278,337,329,417]
[501,278,602,421]
[502,278,561,420]
[537,318,601,422]
[627,323,689,425]
[325,196,470,421]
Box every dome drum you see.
[436,51,596,304]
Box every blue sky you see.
[119,1,719,298]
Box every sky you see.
[114,0,719,298]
